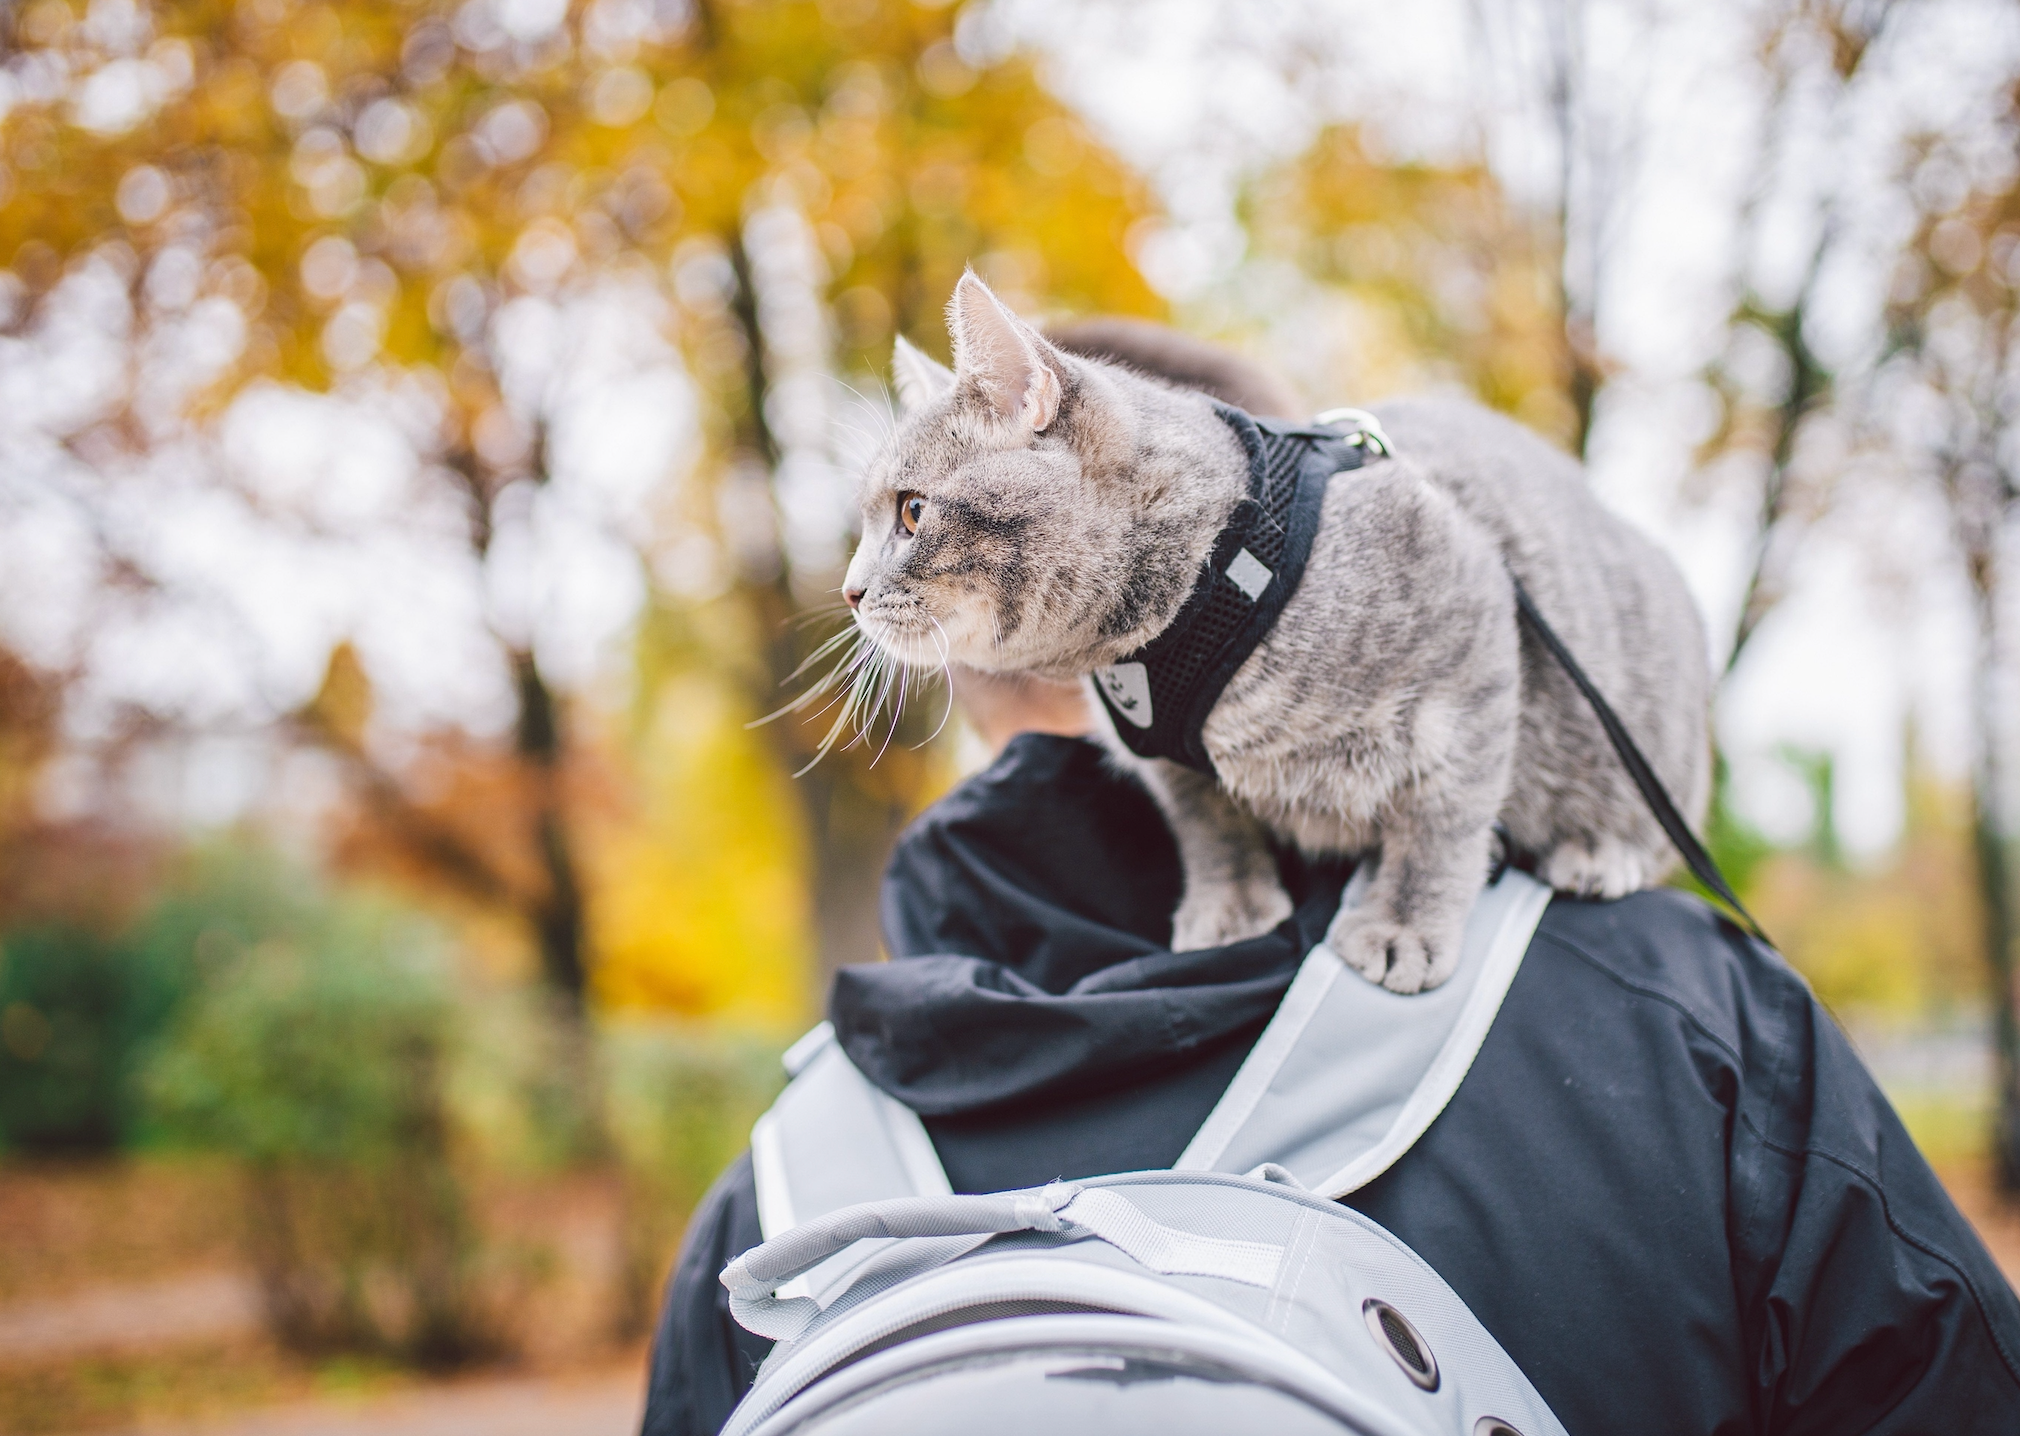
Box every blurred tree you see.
[0,647,59,842]
[0,647,67,920]
[1751,753,1986,1022]
[1701,751,1778,902]
[649,0,1159,979]
[599,1016,780,1331]
[1467,0,1654,458]
[1702,0,1901,673]
[590,613,813,1028]
[1245,123,1571,439]
[1883,69,2020,1191]
[0,644,163,930]
[1780,745,1843,871]
[0,0,1160,1010]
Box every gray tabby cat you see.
[842,272,1710,992]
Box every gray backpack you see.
[721,870,1567,1436]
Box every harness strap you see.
[1091,406,1364,775]
[1510,579,1769,944]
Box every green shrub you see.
[144,899,455,1165]
[0,921,194,1152]
[142,860,515,1365]
[90,840,796,1357]
[0,839,361,1154]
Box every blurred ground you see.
[113,1367,645,1436]
[0,1160,648,1436]
[0,1271,261,1363]
[4,1150,2017,1436]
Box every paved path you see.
[0,1269,261,1360]
[0,1272,644,1436]
[121,1370,644,1436]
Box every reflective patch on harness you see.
[1095,663,1154,728]
[1225,548,1273,601]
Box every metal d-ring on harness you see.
[1089,402,1768,946]
[1311,406,1394,457]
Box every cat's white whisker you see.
[796,641,884,775]
[869,661,905,767]
[791,602,854,631]
[918,618,956,748]
[782,625,864,684]
[759,624,891,752]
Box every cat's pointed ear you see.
[891,335,955,415]
[948,270,1062,434]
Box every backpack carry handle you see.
[722,1184,1083,1340]
[724,1184,1081,1297]
[722,1181,1291,1342]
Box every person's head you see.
[1043,314,1303,420]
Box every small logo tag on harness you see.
[1095,662,1154,727]
[1224,548,1273,601]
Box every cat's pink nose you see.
[843,586,864,610]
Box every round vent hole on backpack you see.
[1473,1420,1524,1436]
[1362,1299,1439,1392]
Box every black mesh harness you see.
[1090,404,1383,775]
[1089,401,1769,942]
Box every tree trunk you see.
[1967,551,2020,1193]
[1724,281,1832,675]
[724,229,920,989]
[435,445,591,1017]
[510,646,587,1009]
[1540,0,1602,461]
[1563,312,1600,461]
[503,639,608,1161]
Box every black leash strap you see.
[1510,578,1771,946]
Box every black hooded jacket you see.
[643,734,2020,1435]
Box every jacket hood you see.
[830,734,1348,1117]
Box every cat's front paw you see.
[1326,909,1460,994]
[1171,876,1295,952]
[1541,836,1655,899]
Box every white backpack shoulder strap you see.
[1177,868,1552,1198]
[751,1022,951,1240]
[752,870,1549,1226]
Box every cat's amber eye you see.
[898,492,926,535]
